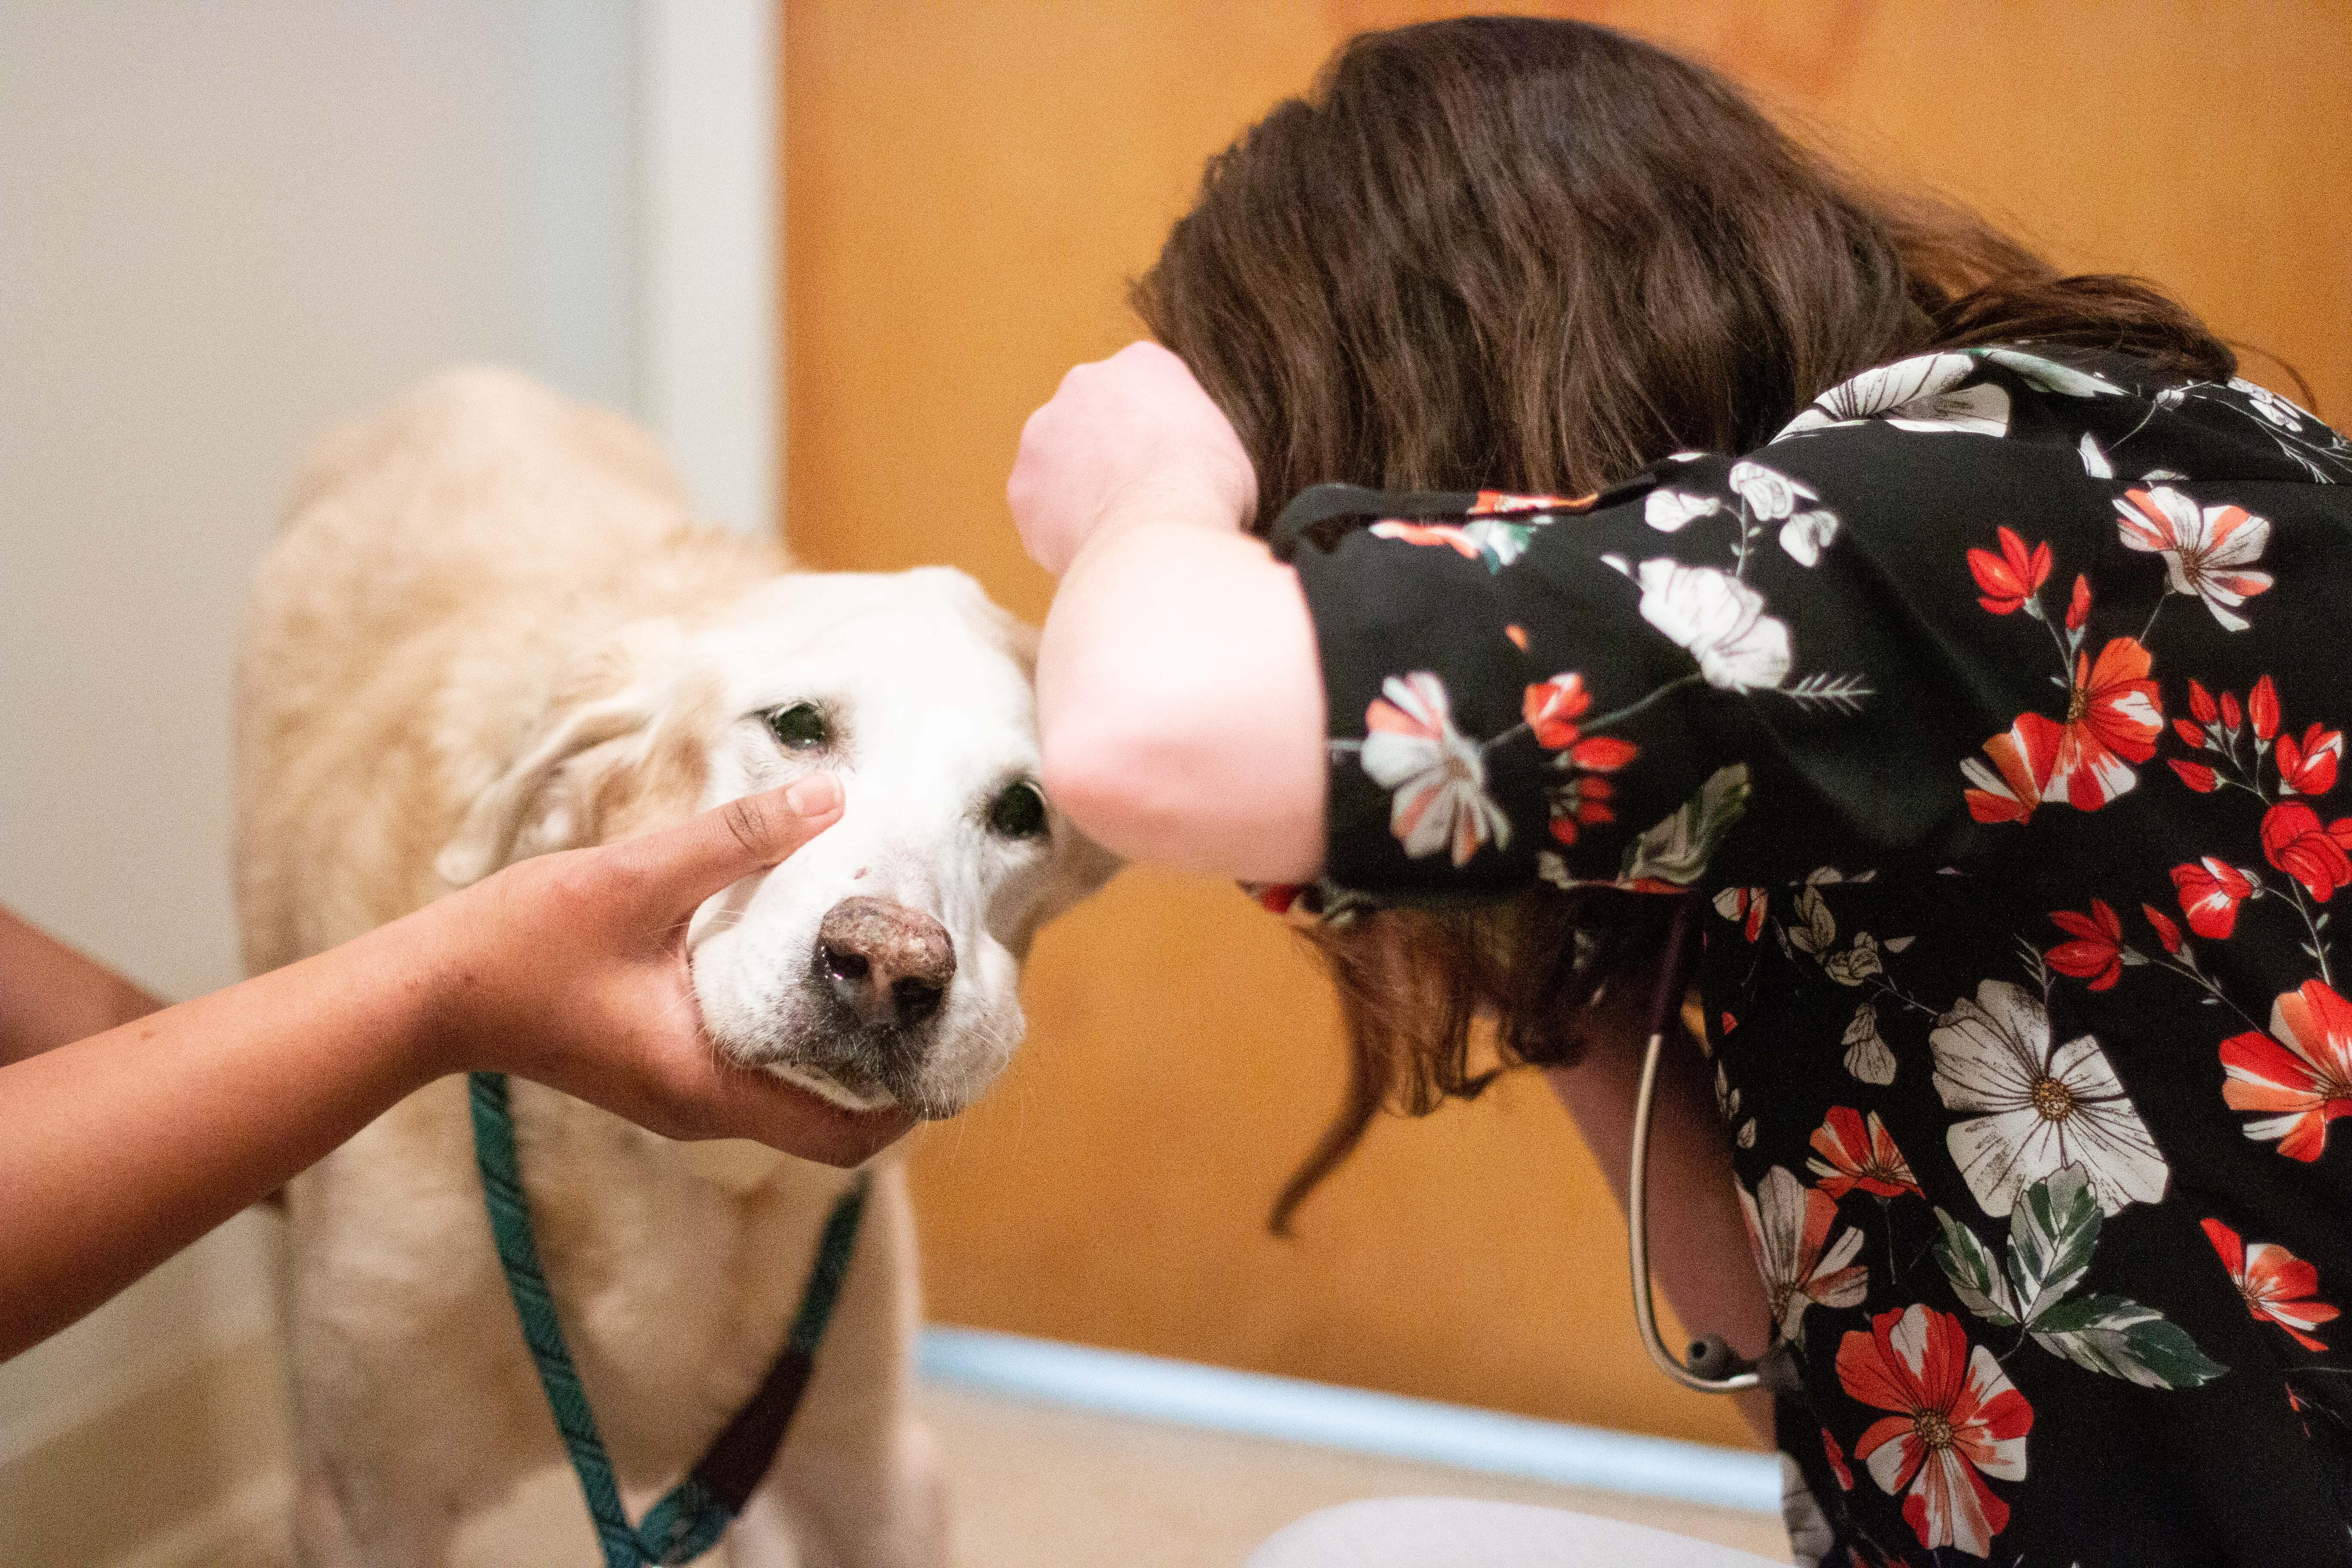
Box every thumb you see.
[619,776,845,919]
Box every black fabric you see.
[1282,346,2352,1565]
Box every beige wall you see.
[784,0,2352,1452]
[0,4,644,1557]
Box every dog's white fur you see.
[235,368,1112,1566]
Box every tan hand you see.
[422,776,913,1166]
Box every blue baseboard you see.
[916,1327,1781,1517]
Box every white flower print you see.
[1773,352,2012,441]
[1460,518,1537,568]
[1777,508,1842,567]
[1728,459,1816,521]
[2079,432,2114,479]
[1929,979,2169,1218]
[1626,558,1793,691]
[1786,883,1836,955]
[1360,673,1510,867]
[2111,485,2274,631]
[1977,346,2126,399]
[1824,932,1885,987]
[2231,376,2308,432]
[1879,380,2009,438]
[1741,1166,1868,1342]
[1716,1063,1758,1149]
[1844,1000,1898,1084]
[1644,487,1723,532]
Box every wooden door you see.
[782,0,2352,1449]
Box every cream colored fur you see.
[234,368,1111,1567]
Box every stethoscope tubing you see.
[1626,894,1763,1395]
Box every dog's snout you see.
[817,897,956,1029]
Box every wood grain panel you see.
[783,0,2351,1449]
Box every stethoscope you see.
[1624,895,1769,1395]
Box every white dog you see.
[235,368,1113,1566]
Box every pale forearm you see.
[0,914,446,1357]
[1038,506,1326,882]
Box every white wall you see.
[0,2,774,1550]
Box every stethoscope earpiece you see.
[1681,1333,1754,1384]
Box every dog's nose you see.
[816,897,956,1029]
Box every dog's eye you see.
[988,781,1048,840]
[765,702,829,750]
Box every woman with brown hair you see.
[1012,15,2352,1568]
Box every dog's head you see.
[435,567,1117,1118]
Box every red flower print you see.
[2189,679,2220,727]
[2222,979,2352,1161]
[2280,723,2344,797]
[2141,903,2184,955]
[2223,690,2245,732]
[1523,673,1589,748]
[2172,857,2254,939]
[1521,672,1641,774]
[2260,801,2352,902]
[1823,1428,1855,1491]
[2202,1218,2340,1351]
[1967,527,2052,616]
[1253,883,1305,916]
[1713,884,1768,941]
[2064,573,2091,631]
[2250,676,2282,741]
[2168,759,2220,793]
[1470,489,1593,515]
[1546,775,1615,846]
[2046,899,2128,990]
[1961,726,2043,824]
[2011,637,2163,811]
[1838,1305,2032,1558]
[1742,1167,1868,1341]
[1504,623,1529,652]
[1807,1107,1924,1199]
[1368,520,1482,559]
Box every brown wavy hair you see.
[1130,15,2237,1232]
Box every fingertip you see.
[783,772,842,819]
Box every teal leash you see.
[469,1071,869,1566]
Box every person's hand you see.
[414,776,912,1166]
[1008,340,1259,576]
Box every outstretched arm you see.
[0,777,907,1359]
[1013,342,1327,884]
[0,909,167,1067]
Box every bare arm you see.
[0,779,908,1359]
[1547,962,1774,1442]
[1014,343,1327,883]
[0,908,166,1066]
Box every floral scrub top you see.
[1265,346,2352,1566]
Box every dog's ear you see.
[435,686,668,887]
